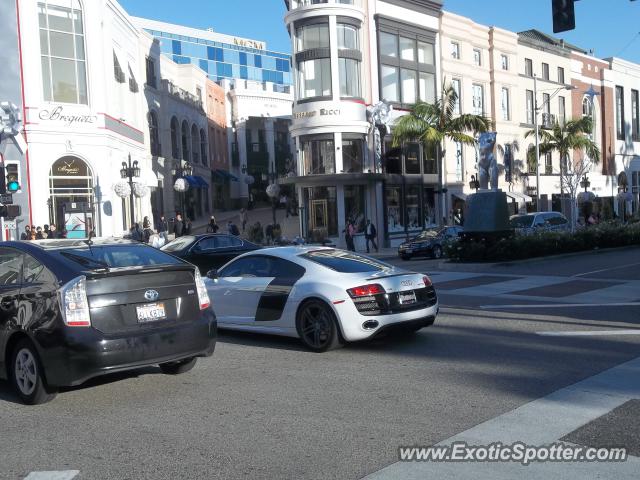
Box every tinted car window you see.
[23,254,55,284]
[268,258,305,278]
[547,214,568,226]
[196,237,217,250]
[510,215,535,228]
[220,256,273,278]
[214,236,235,248]
[301,250,390,273]
[161,236,196,252]
[59,246,183,269]
[0,248,22,285]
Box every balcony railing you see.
[162,79,204,111]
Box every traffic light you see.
[552,0,576,33]
[5,163,19,193]
[0,204,21,218]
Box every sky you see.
[118,0,640,62]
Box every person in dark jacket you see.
[173,214,184,237]
[48,224,59,239]
[365,219,378,253]
[129,223,144,242]
[20,225,31,240]
[157,215,168,243]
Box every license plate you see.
[398,291,417,305]
[136,302,166,323]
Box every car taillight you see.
[194,269,211,310]
[60,276,91,327]
[347,284,386,298]
[423,276,432,287]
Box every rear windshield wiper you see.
[61,252,110,271]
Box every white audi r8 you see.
[205,247,438,352]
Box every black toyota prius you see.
[0,239,216,405]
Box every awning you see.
[184,175,209,188]
[452,192,467,201]
[505,191,533,203]
[141,167,159,187]
[213,169,239,183]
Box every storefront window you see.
[405,143,420,174]
[422,187,436,228]
[339,58,361,98]
[406,186,421,230]
[298,58,332,100]
[384,141,401,174]
[342,137,364,173]
[304,186,338,239]
[386,186,404,233]
[302,137,335,175]
[344,185,366,232]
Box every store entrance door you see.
[49,156,95,237]
[310,199,328,240]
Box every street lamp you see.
[580,174,591,192]
[533,76,575,212]
[120,154,140,224]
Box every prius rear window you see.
[301,250,389,273]
[59,245,183,269]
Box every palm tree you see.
[525,117,600,228]
[392,84,491,225]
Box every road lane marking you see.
[480,302,640,309]
[573,261,640,278]
[23,472,79,480]
[537,329,640,337]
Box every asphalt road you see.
[1,248,639,479]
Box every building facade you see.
[284,0,442,248]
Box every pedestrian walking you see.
[239,208,248,233]
[157,215,168,243]
[142,216,153,243]
[174,214,184,238]
[207,215,219,233]
[365,219,378,253]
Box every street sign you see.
[0,193,13,204]
[3,220,16,230]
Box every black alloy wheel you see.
[9,339,57,405]
[296,300,342,352]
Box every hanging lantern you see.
[174,177,189,192]
[244,175,255,185]
[113,180,131,198]
[266,183,280,199]
[133,182,149,198]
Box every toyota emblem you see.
[144,289,159,301]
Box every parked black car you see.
[161,234,261,274]
[0,239,216,405]
[398,226,463,260]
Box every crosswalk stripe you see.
[23,471,80,480]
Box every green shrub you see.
[447,223,640,262]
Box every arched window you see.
[149,111,160,156]
[200,129,208,166]
[38,0,88,104]
[170,117,179,159]
[582,96,593,118]
[181,120,190,161]
[191,124,200,164]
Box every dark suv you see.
[0,239,216,404]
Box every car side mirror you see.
[206,269,219,280]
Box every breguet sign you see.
[38,106,98,127]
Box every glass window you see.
[337,23,359,50]
[405,142,420,174]
[386,186,404,233]
[616,86,625,141]
[39,1,87,104]
[472,84,484,115]
[302,137,335,175]
[545,152,553,175]
[542,63,550,80]
[161,236,196,252]
[422,188,436,228]
[417,41,434,65]
[501,87,510,121]
[296,23,329,51]
[455,142,463,182]
[473,48,481,67]
[526,90,534,125]
[301,250,388,274]
[379,32,398,57]
[525,58,533,77]
[632,89,639,141]
[406,186,421,231]
[339,58,361,98]
[559,96,566,126]
[220,256,272,278]
[384,141,401,174]
[401,69,417,104]
[59,246,182,268]
[381,65,399,102]
[298,58,331,99]
[542,93,550,116]
[399,37,415,62]
[344,185,366,232]
[450,41,460,59]
[558,67,565,84]
[501,54,509,70]
[452,78,461,114]
[418,72,435,104]
[0,248,22,286]
[23,255,55,284]
[423,143,437,174]
[304,186,338,238]
[342,137,364,173]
